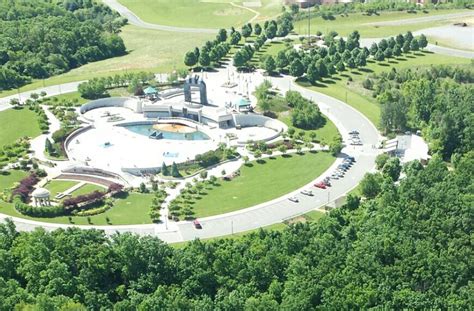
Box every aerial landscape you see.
[0,0,472,309]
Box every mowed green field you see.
[299,51,471,127]
[0,170,28,191]
[193,152,335,217]
[0,109,40,148]
[118,0,254,28]
[294,9,469,38]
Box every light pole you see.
[231,220,234,235]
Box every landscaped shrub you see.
[63,190,106,209]
[15,200,64,217]
[12,173,39,202]
[74,205,111,217]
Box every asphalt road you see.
[175,74,380,242]
[0,81,84,112]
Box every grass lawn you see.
[0,170,28,191]
[44,180,78,197]
[0,25,214,98]
[48,92,89,106]
[298,51,471,127]
[293,9,469,38]
[0,192,154,225]
[192,152,335,217]
[0,108,41,148]
[118,0,254,28]
[71,184,107,197]
[279,114,339,144]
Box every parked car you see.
[349,130,359,135]
[193,219,202,229]
[314,181,327,189]
[301,190,314,196]
[288,196,299,203]
[330,174,339,180]
[334,171,344,178]
[322,179,331,187]
[337,165,348,172]
[346,156,355,162]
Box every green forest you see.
[0,0,127,91]
[0,151,472,310]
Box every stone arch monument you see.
[184,75,208,105]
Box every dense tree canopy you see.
[0,0,127,90]
[377,65,473,159]
[0,152,471,309]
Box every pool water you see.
[121,124,209,140]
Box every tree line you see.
[0,151,471,309]
[0,0,127,91]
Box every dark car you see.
[193,220,202,229]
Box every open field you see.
[118,0,254,28]
[118,0,282,27]
[293,9,470,38]
[0,109,41,148]
[0,25,213,98]
[192,152,335,218]
[298,51,471,127]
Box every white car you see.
[288,196,299,203]
[300,190,314,196]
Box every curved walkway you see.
[102,0,218,33]
[0,69,380,242]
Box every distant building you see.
[284,0,353,7]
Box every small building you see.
[384,134,430,164]
[32,188,51,207]
[144,86,158,100]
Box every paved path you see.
[0,81,84,112]
[363,11,474,26]
[0,70,381,242]
[102,0,218,34]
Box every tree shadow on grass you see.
[388,60,398,64]
[350,71,361,75]
[358,67,373,73]
[406,54,416,58]
[413,52,425,56]
[282,154,293,158]
[340,73,351,78]
[269,156,277,160]
[421,50,433,54]
[309,150,318,154]
[396,57,407,61]
[244,163,254,167]
[378,63,390,67]
[322,78,336,84]
[256,159,267,164]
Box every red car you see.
[193,219,202,229]
[314,181,327,189]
